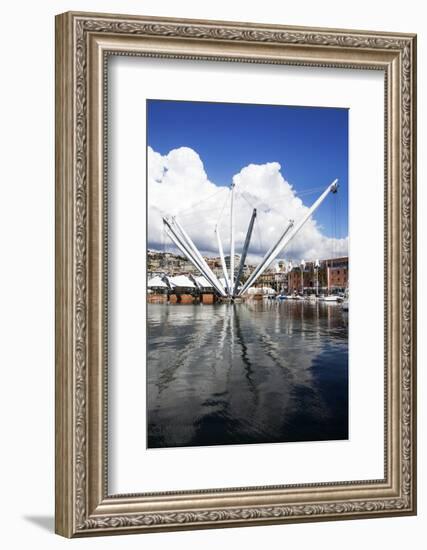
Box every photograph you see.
[146,99,349,449]
[52,8,416,539]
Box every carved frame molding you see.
[55,11,416,537]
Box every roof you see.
[147,276,168,288]
[167,275,196,288]
[246,286,275,295]
[194,276,213,289]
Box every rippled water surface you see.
[147,301,348,448]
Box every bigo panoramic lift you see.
[163,179,338,300]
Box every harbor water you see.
[147,300,348,448]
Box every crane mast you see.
[233,208,257,295]
[215,225,231,294]
[229,182,235,293]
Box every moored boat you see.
[341,289,349,311]
[320,295,342,303]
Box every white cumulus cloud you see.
[148,146,348,263]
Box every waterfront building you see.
[257,271,288,293]
[287,256,348,295]
[146,249,348,298]
[147,270,166,279]
[324,257,348,291]
[224,254,241,278]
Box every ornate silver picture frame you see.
[55,11,416,537]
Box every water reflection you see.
[147,301,348,448]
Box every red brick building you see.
[287,257,348,295]
[287,269,305,293]
[327,264,348,290]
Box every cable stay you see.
[174,186,224,218]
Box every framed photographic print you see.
[55,11,417,537]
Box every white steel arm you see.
[164,226,225,296]
[229,182,236,289]
[238,179,338,296]
[171,217,226,295]
[163,219,227,296]
[238,220,294,296]
[215,225,231,295]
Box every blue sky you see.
[147,99,348,239]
